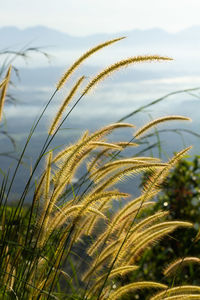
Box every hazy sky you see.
[1,0,200,35]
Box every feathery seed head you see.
[164,257,200,277]
[56,37,125,89]
[0,66,12,121]
[150,285,200,300]
[49,76,85,135]
[83,56,172,95]
[134,115,191,138]
[108,282,167,300]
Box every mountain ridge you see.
[1,25,200,49]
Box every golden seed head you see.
[56,37,126,90]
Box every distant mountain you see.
[0,26,81,48]
[1,25,200,50]
[2,25,200,74]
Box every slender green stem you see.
[5,88,58,210]
[118,87,200,123]
[19,93,86,296]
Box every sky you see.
[1,0,200,36]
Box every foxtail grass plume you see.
[87,265,139,297]
[163,257,200,277]
[107,281,167,300]
[56,37,125,90]
[49,76,85,135]
[150,285,200,300]
[134,115,191,138]
[0,66,11,121]
[83,56,172,95]
[0,78,6,89]
[142,146,192,195]
[127,221,193,262]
